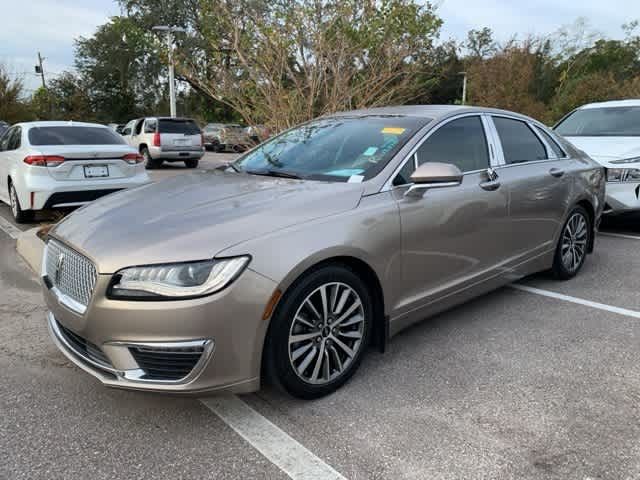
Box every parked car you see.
[42,106,604,399]
[555,99,640,214]
[0,121,149,223]
[245,125,271,145]
[202,123,250,152]
[107,123,126,135]
[122,117,204,169]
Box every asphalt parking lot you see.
[1,154,639,479]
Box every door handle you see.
[479,180,501,191]
[549,168,565,178]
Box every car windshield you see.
[234,116,427,182]
[555,106,640,136]
[158,119,201,135]
[28,126,126,145]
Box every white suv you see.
[555,99,640,214]
[0,121,149,223]
[122,117,204,169]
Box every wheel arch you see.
[265,254,388,361]
[575,198,595,253]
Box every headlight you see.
[610,156,640,164]
[109,256,250,299]
[606,168,640,182]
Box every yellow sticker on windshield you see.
[381,127,406,135]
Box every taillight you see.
[122,153,144,164]
[23,155,65,167]
[153,132,161,147]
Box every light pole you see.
[459,71,467,106]
[152,25,186,118]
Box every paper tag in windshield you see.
[348,175,365,183]
[363,147,378,156]
[381,127,406,135]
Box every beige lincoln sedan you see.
[42,106,605,399]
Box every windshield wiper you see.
[245,169,303,180]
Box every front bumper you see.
[43,267,277,394]
[604,182,640,214]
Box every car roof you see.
[328,105,541,123]
[15,121,110,129]
[578,99,640,109]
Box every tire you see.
[185,159,199,169]
[551,205,591,280]
[142,147,162,170]
[265,264,373,399]
[9,183,34,224]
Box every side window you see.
[533,125,566,159]
[393,156,417,186]
[415,116,490,172]
[134,119,144,135]
[6,127,21,151]
[144,119,157,134]
[0,128,13,151]
[493,117,547,164]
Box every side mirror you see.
[405,162,463,197]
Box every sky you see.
[1,0,639,94]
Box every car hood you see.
[51,171,364,273]
[564,136,640,167]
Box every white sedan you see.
[0,121,149,223]
[555,99,640,215]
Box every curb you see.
[16,227,45,274]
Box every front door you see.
[393,115,510,314]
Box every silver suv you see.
[122,117,204,169]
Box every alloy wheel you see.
[288,282,365,385]
[561,212,588,273]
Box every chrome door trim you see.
[381,112,493,192]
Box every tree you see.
[466,27,497,59]
[176,0,443,130]
[75,16,165,122]
[0,65,32,123]
[466,39,551,122]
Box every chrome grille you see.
[45,239,97,309]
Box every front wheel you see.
[265,265,372,399]
[552,205,591,280]
[9,183,34,224]
[185,159,199,169]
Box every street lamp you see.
[458,71,467,106]
[152,25,186,118]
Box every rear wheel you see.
[552,205,591,280]
[9,183,34,224]
[265,264,372,399]
[185,159,199,169]
[142,147,162,170]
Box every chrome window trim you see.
[382,112,495,192]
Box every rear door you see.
[27,125,138,182]
[0,127,19,201]
[487,115,572,261]
[158,118,202,150]
[392,114,510,313]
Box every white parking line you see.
[201,395,347,480]
[510,284,640,320]
[0,216,21,240]
[599,232,640,241]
